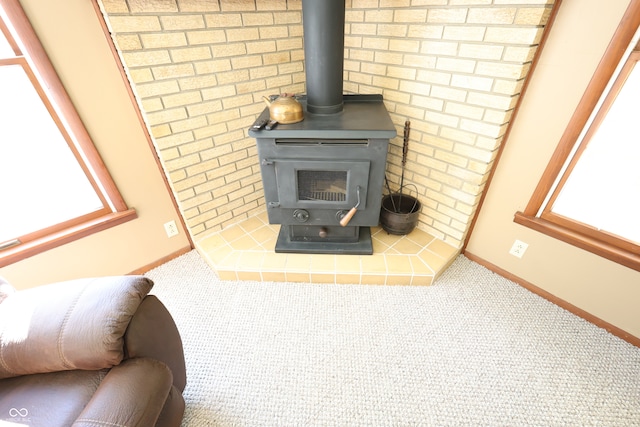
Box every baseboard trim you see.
[463,251,640,348]
[129,246,192,275]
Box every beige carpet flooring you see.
[146,250,640,426]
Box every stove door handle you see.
[339,186,361,227]
[339,206,357,227]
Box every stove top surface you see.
[249,94,397,139]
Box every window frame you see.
[514,0,640,272]
[0,0,136,267]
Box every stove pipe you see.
[302,0,346,115]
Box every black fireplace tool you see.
[384,174,397,212]
[384,120,412,213]
[383,120,412,213]
[398,120,410,210]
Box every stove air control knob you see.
[319,227,328,238]
[293,209,310,223]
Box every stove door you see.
[272,159,370,210]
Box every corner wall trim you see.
[462,0,563,251]
[90,1,194,249]
[463,251,640,348]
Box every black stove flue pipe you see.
[302,0,346,115]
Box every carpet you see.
[145,250,640,426]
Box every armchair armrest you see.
[72,357,173,427]
[125,295,187,392]
[0,276,153,379]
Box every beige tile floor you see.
[196,211,459,285]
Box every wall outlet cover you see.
[164,220,179,238]
[509,240,528,258]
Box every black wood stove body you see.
[250,95,396,254]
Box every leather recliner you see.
[0,275,186,426]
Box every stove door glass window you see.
[273,159,370,209]
[297,170,347,202]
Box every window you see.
[544,48,640,244]
[0,0,136,267]
[515,0,640,272]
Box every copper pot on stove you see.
[262,94,304,124]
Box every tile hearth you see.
[196,211,459,285]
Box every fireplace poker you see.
[399,120,410,210]
[384,174,398,212]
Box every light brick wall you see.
[99,0,554,247]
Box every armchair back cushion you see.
[0,276,153,379]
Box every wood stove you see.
[250,95,395,254]
[249,0,396,254]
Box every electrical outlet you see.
[164,220,179,238]
[509,240,528,258]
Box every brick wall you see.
[99,0,554,247]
